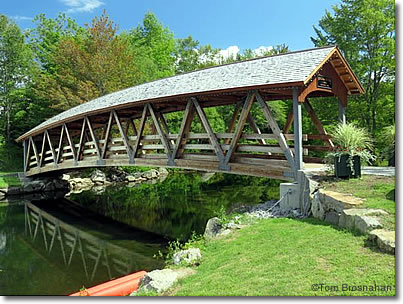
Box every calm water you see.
[0,172,279,295]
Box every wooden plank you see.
[45,130,57,166]
[101,112,114,159]
[192,97,226,165]
[306,134,332,140]
[64,124,77,164]
[224,100,242,145]
[133,105,148,158]
[85,116,102,160]
[56,126,65,165]
[283,110,294,133]
[39,132,47,167]
[147,104,172,160]
[255,91,295,171]
[224,91,255,165]
[247,113,266,146]
[171,100,194,160]
[29,136,40,169]
[304,99,334,148]
[25,139,31,172]
[76,118,87,161]
[112,110,133,161]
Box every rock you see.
[324,211,340,225]
[62,174,71,181]
[311,192,325,220]
[369,229,395,254]
[172,248,202,265]
[216,229,232,237]
[90,170,106,184]
[53,178,69,190]
[355,216,382,234]
[204,217,222,239]
[5,187,22,196]
[225,222,242,230]
[126,175,138,182]
[0,192,5,200]
[319,190,364,213]
[22,180,45,193]
[138,269,178,293]
[339,208,383,234]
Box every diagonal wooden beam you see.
[64,123,77,165]
[25,138,32,170]
[29,136,40,169]
[283,110,294,134]
[224,91,255,166]
[56,126,65,164]
[224,100,243,145]
[304,99,334,148]
[133,105,148,158]
[171,99,194,161]
[76,118,87,161]
[247,112,268,147]
[85,116,102,161]
[157,112,175,146]
[45,130,57,167]
[39,132,47,167]
[101,112,114,159]
[112,110,133,162]
[255,91,295,171]
[192,97,226,168]
[147,104,173,163]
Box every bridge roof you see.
[17,45,363,142]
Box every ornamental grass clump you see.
[325,122,376,169]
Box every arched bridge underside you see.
[17,46,363,181]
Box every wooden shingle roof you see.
[17,46,363,141]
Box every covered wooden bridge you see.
[17,46,363,181]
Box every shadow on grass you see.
[386,189,395,201]
[291,217,388,254]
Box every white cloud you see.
[253,45,273,56]
[10,15,33,21]
[59,0,105,13]
[219,45,240,60]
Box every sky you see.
[4,0,342,57]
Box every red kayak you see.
[69,271,147,296]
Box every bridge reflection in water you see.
[22,200,164,292]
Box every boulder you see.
[319,190,364,213]
[90,170,107,184]
[5,187,22,196]
[0,192,5,200]
[204,217,222,239]
[126,175,138,182]
[311,192,325,220]
[369,229,395,254]
[138,269,178,293]
[324,211,340,225]
[339,208,383,234]
[172,248,202,265]
[23,180,45,193]
[355,216,382,234]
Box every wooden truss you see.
[23,90,333,181]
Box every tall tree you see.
[34,12,144,111]
[129,12,176,79]
[311,0,395,138]
[0,15,36,142]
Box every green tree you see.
[129,12,176,79]
[33,12,144,111]
[311,0,395,139]
[0,15,36,142]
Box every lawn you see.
[320,175,395,230]
[0,172,21,188]
[168,218,395,296]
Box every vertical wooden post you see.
[293,87,303,171]
[338,99,346,124]
[23,140,27,175]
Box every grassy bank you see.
[168,218,395,296]
[321,175,395,230]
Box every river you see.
[0,171,280,295]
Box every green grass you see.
[168,218,395,296]
[0,172,21,188]
[321,175,395,230]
